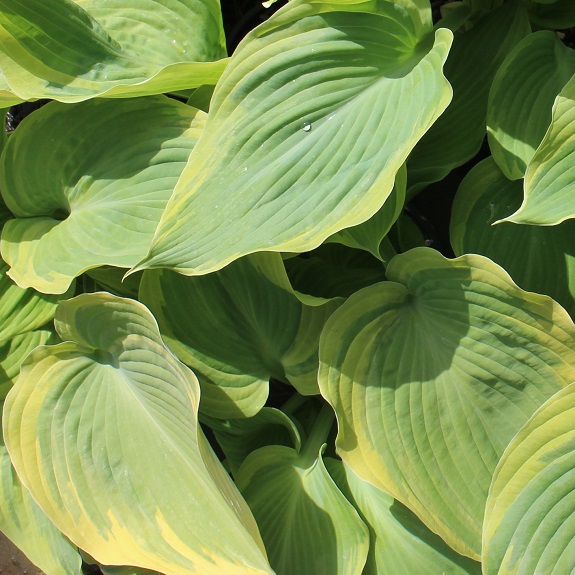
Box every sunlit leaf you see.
[487,31,575,180]
[140,253,341,418]
[0,0,227,103]
[3,293,273,575]
[1,96,205,293]
[483,383,575,575]
[319,247,575,558]
[0,441,83,575]
[326,164,406,261]
[132,0,452,275]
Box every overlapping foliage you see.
[0,0,575,574]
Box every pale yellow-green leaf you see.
[3,293,273,575]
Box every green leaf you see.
[132,0,453,275]
[326,164,406,261]
[319,247,575,559]
[487,31,575,180]
[2,293,273,575]
[0,442,83,575]
[451,157,575,317]
[503,71,575,224]
[285,244,387,300]
[140,253,341,418]
[204,407,301,476]
[1,96,205,294]
[0,329,53,400]
[483,382,575,575]
[326,459,481,575]
[236,407,369,575]
[528,0,575,29]
[0,260,72,341]
[407,0,530,193]
[0,0,227,102]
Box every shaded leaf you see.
[133,0,452,275]
[236,407,368,575]
[0,442,83,575]
[487,31,575,180]
[140,253,341,418]
[1,96,205,293]
[326,459,481,575]
[0,0,227,104]
[319,247,575,558]
[504,71,575,224]
[3,293,273,575]
[451,156,575,317]
[407,0,530,193]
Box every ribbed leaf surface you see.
[1,96,205,294]
[505,72,575,224]
[319,248,575,559]
[326,459,481,575]
[487,31,575,180]
[2,293,273,575]
[483,383,575,575]
[140,253,341,418]
[451,157,575,316]
[237,443,369,575]
[133,0,452,275]
[0,0,227,104]
[0,443,82,575]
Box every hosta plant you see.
[1,0,575,574]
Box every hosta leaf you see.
[0,329,53,400]
[504,72,575,224]
[132,0,453,275]
[528,0,575,29]
[483,383,575,575]
[236,408,369,575]
[84,267,142,299]
[0,260,72,341]
[1,96,205,294]
[326,164,406,261]
[0,442,83,575]
[487,31,575,180]
[140,253,341,418]
[2,293,273,575]
[0,0,227,103]
[451,157,575,316]
[284,244,386,299]
[326,459,481,575]
[407,0,529,192]
[319,247,575,559]
[204,407,301,476]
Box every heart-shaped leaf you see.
[3,293,273,575]
[0,0,227,104]
[319,247,575,558]
[133,0,453,275]
[483,382,575,575]
[1,96,205,294]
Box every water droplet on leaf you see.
[302,122,312,132]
